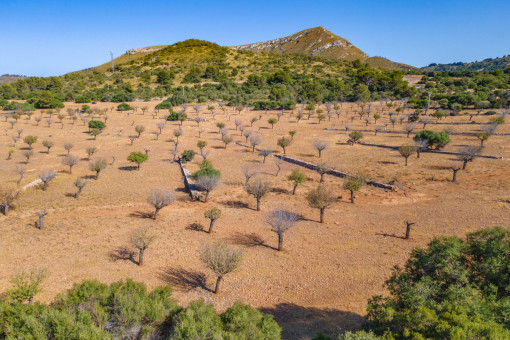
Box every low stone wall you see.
[235,142,396,191]
[22,179,42,190]
[325,128,510,137]
[176,159,201,200]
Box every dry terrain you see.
[1,102,509,339]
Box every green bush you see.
[364,227,510,339]
[75,96,91,103]
[414,130,450,149]
[88,120,106,130]
[166,111,187,121]
[180,150,196,163]
[117,102,132,111]
[193,159,221,180]
[490,116,505,125]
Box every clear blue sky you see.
[1,0,508,76]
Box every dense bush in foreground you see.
[0,279,280,339]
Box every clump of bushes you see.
[117,102,132,111]
[413,130,450,149]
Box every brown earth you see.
[0,102,509,339]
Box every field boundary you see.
[176,159,201,200]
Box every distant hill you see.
[230,26,415,71]
[0,74,26,85]
[422,55,510,72]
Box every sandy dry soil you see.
[0,101,509,339]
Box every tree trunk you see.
[320,208,324,223]
[138,248,144,266]
[350,190,355,203]
[405,157,408,166]
[38,215,44,229]
[320,173,324,182]
[256,198,261,211]
[405,224,411,239]
[318,150,322,158]
[282,146,286,154]
[69,166,73,174]
[292,184,297,195]
[137,163,141,170]
[43,182,48,191]
[28,297,33,305]
[462,160,468,170]
[263,155,267,163]
[96,170,100,179]
[278,233,283,251]
[3,204,9,215]
[17,175,23,185]
[205,191,210,202]
[209,219,215,233]
[75,188,82,198]
[214,276,222,294]
[417,149,421,158]
[452,169,459,182]
[154,208,160,220]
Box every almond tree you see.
[249,135,262,152]
[265,208,299,251]
[306,185,336,223]
[200,241,242,294]
[147,189,174,219]
[130,227,155,266]
[39,171,57,191]
[135,125,146,138]
[398,144,416,166]
[243,129,252,143]
[277,137,291,154]
[258,148,273,163]
[451,162,462,182]
[23,150,33,164]
[15,165,26,185]
[204,207,221,233]
[74,178,88,198]
[245,178,270,211]
[315,163,331,182]
[222,135,233,148]
[343,176,364,203]
[457,146,480,170]
[64,142,73,156]
[89,158,107,179]
[313,139,328,158]
[241,165,258,186]
[0,187,21,215]
[86,146,97,160]
[196,175,220,202]
[404,123,416,138]
[24,135,37,149]
[197,140,208,158]
[62,155,79,174]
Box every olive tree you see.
[315,163,331,182]
[288,169,307,195]
[265,208,299,251]
[204,207,221,233]
[258,148,273,163]
[24,135,37,149]
[277,137,291,154]
[22,150,33,164]
[147,189,174,219]
[222,135,233,148]
[306,185,336,223]
[42,140,54,153]
[89,158,107,179]
[130,227,155,266]
[398,144,416,166]
[85,146,97,160]
[197,140,207,158]
[249,135,262,152]
[343,176,364,203]
[245,178,270,211]
[64,142,73,156]
[200,241,243,294]
[127,152,148,170]
[135,125,146,138]
[450,162,462,183]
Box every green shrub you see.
[489,116,505,125]
[166,111,187,121]
[88,120,106,130]
[117,102,132,111]
[75,96,91,103]
[180,150,196,163]
[193,159,220,180]
[414,130,450,149]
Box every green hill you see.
[422,55,510,71]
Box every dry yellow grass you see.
[0,101,509,339]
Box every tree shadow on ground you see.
[221,200,252,210]
[228,232,276,250]
[118,166,138,171]
[129,210,154,219]
[186,223,207,233]
[158,267,212,292]
[376,233,405,240]
[260,303,364,340]
[109,247,138,265]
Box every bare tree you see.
[135,125,145,138]
[245,178,270,211]
[404,220,415,240]
[39,171,57,191]
[62,155,79,174]
[234,119,242,130]
[258,148,273,163]
[73,178,88,198]
[315,163,331,182]
[450,162,462,183]
[274,157,284,176]
[64,142,73,156]
[248,135,262,152]
[89,158,107,179]
[265,208,299,251]
[15,165,26,186]
[156,122,166,134]
[35,209,48,229]
[200,241,243,294]
[312,139,328,158]
[147,189,174,219]
[85,146,97,160]
[222,135,233,148]
[404,123,416,138]
[241,165,258,186]
[306,185,336,223]
[457,146,480,170]
[204,207,221,233]
[243,129,252,143]
[0,187,21,215]
[130,227,155,266]
[196,175,220,202]
[413,140,428,158]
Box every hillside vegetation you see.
[423,55,510,72]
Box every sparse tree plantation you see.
[0,73,509,339]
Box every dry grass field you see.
[1,101,509,339]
